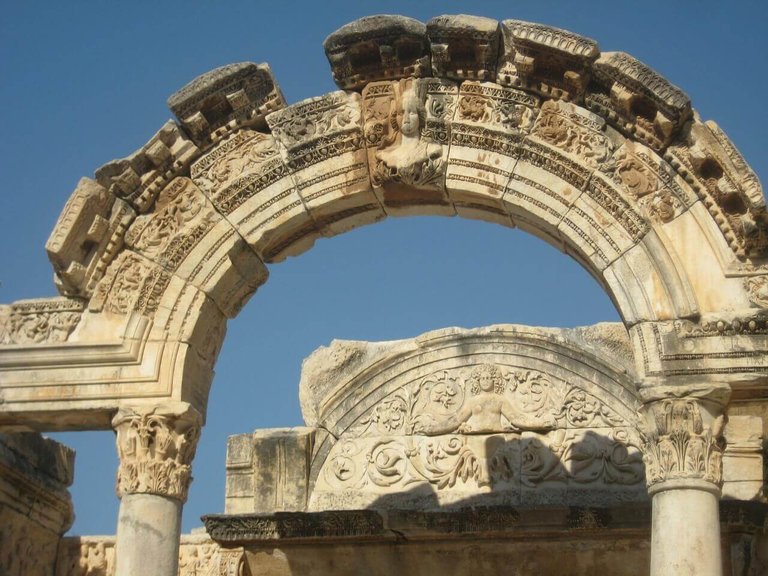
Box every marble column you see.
[112,403,202,576]
[639,393,727,576]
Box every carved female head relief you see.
[469,363,505,395]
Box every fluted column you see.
[639,391,728,576]
[112,403,202,576]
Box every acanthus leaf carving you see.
[638,398,725,490]
[112,404,202,502]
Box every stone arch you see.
[2,15,765,429]
[1,13,766,576]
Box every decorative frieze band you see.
[112,403,202,502]
[638,397,726,492]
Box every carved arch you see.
[1,15,766,429]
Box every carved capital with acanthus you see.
[112,403,202,502]
[638,395,727,494]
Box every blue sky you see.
[1,1,766,534]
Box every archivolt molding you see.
[1,14,767,429]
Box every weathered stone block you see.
[497,19,599,101]
[224,427,315,514]
[267,92,384,237]
[324,15,430,90]
[586,52,691,151]
[445,81,538,224]
[168,62,285,147]
[426,15,500,81]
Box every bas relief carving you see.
[530,100,614,168]
[56,538,225,576]
[312,363,645,508]
[0,298,83,345]
[370,79,446,190]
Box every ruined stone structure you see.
[1,13,767,576]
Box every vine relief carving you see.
[313,364,644,506]
[112,404,202,502]
[639,398,725,489]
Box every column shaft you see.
[116,493,182,576]
[651,487,722,576]
[112,403,202,576]
[639,393,727,576]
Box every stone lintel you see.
[204,501,768,544]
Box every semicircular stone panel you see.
[301,324,646,511]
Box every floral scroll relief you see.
[317,364,644,495]
[351,364,628,439]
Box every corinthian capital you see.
[112,403,202,502]
[638,396,726,493]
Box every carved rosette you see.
[638,398,726,493]
[112,404,202,502]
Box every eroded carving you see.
[178,541,218,576]
[0,298,83,345]
[190,130,282,197]
[112,404,202,502]
[531,100,615,168]
[267,91,364,167]
[89,251,171,315]
[746,276,768,308]
[125,178,217,270]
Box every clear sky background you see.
[1,1,766,535]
